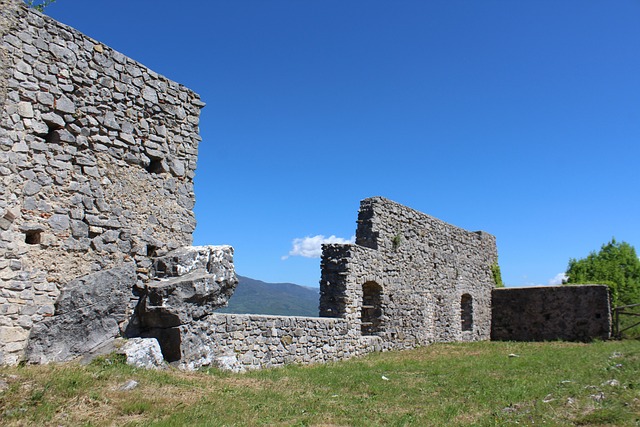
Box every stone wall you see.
[155,197,499,371]
[0,1,205,364]
[174,313,381,372]
[491,285,612,342]
[320,197,499,349]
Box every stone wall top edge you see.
[18,1,204,104]
[211,313,346,323]
[184,245,234,252]
[321,243,354,249]
[494,284,609,292]
[321,243,379,258]
[362,196,496,240]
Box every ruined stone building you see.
[0,1,612,370]
[166,196,499,371]
[0,0,236,365]
[320,197,497,346]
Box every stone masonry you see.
[172,197,499,372]
[157,198,609,371]
[0,0,215,364]
[320,197,498,349]
[491,285,612,342]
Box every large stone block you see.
[117,337,166,370]
[139,246,237,327]
[24,264,136,364]
[133,246,237,364]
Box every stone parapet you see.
[177,313,382,372]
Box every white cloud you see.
[548,272,567,286]
[282,235,355,260]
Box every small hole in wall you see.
[25,230,42,245]
[147,245,159,257]
[146,158,165,174]
[44,123,62,144]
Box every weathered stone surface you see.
[152,245,227,278]
[0,0,205,364]
[491,285,612,342]
[118,379,139,391]
[24,264,136,364]
[140,271,233,328]
[175,313,379,372]
[118,337,165,370]
[321,197,497,347]
[139,246,237,326]
[133,246,238,364]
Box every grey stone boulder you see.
[139,270,236,328]
[213,354,243,373]
[132,246,237,364]
[24,264,135,364]
[138,245,237,328]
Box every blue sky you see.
[44,1,639,288]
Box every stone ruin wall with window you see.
[182,197,499,372]
[196,199,611,372]
[0,1,224,365]
[320,197,498,348]
[0,0,502,369]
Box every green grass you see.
[1,340,639,426]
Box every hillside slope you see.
[216,275,319,317]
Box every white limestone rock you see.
[119,338,166,370]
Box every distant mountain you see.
[216,275,320,317]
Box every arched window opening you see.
[461,293,473,332]
[361,281,383,335]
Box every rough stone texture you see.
[491,285,612,342]
[0,0,205,364]
[118,337,166,370]
[320,197,498,350]
[167,198,498,372]
[140,246,237,327]
[176,313,382,372]
[23,264,135,364]
[132,246,238,363]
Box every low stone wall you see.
[175,313,382,372]
[491,285,612,342]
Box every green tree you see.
[565,238,640,307]
[24,0,56,12]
